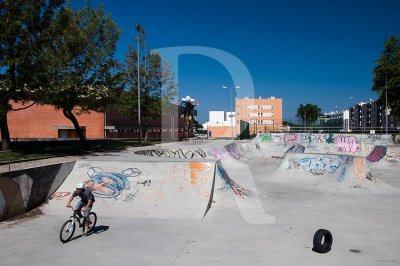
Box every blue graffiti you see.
[297,156,342,175]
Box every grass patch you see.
[0,139,161,162]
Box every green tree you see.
[0,0,65,150]
[42,3,121,144]
[372,35,400,122]
[296,103,321,126]
[119,25,177,141]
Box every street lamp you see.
[222,85,240,140]
[135,24,143,144]
[344,96,353,132]
[385,73,390,134]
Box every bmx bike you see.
[59,206,97,243]
[180,102,193,142]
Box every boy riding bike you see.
[66,183,95,234]
[177,96,200,120]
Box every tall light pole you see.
[222,85,240,140]
[385,73,388,134]
[344,96,353,132]
[135,24,143,144]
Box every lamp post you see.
[344,96,353,132]
[385,73,388,134]
[135,24,143,144]
[222,85,240,140]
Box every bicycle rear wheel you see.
[85,212,97,233]
[59,220,75,243]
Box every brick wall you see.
[4,102,104,139]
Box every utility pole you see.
[385,73,388,134]
[135,24,143,144]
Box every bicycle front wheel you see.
[59,220,75,243]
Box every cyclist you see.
[66,183,95,234]
[177,96,199,119]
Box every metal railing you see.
[0,150,12,172]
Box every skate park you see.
[1,133,400,265]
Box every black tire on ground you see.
[313,229,333,253]
[59,220,75,243]
[85,212,97,232]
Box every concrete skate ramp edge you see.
[44,160,217,220]
[0,161,76,221]
[366,146,400,169]
[251,133,394,157]
[270,153,398,192]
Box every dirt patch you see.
[2,208,44,227]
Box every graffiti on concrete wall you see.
[287,156,342,176]
[0,162,75,221]
[260,133,272,142]
[216,161,254,198]
[386,149,400,162]
[285,144,305,154]
[50,192,71,200]
[352,157,372,183]
[366,146,387,162]
[136,149,207,159]
[85,167,145,199]
[334,135,361,153]
[367,134,382,142]
[300,134,328,143]
[209,148,230,160]
[224,143,247,160]
[283,133,298,142]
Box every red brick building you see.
[4,101,105,140]
[1,101,190,140]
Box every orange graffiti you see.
[189,162,211,184]
[51,192,71,200]
[352,158,369,183]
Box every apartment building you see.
[236,96,283,135]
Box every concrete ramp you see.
[44,160,216,220]
[0,161,75,221]
[268,153,398,193]
[367,146,400,169]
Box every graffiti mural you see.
[284,144,305,154]
[386,150,400,162]
[366,146,387,162]
[352,158,372,183]
[283,133,298,142]
[216,161,254,198]
[300,134,328,143]
[224,144,242,160]
[189,162,211,185]
[334,135,361,153]
[85,167,142,199]
[367,134,382,142]
[287,156,342,175]
[136,149,207,159]
[260,133,272,142]
[50,192,71,200]
[209,148,230,160]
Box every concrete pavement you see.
[1,137,400,265]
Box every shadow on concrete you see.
[90,225,110,235]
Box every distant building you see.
[203,111,234,138]
[320,99,398,133]
[1,101,188,141]
[350,100,398,132]
[203,96,283,138]
[236,96,282,135]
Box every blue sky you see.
[75,0,400,123]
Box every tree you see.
[296,103,321,126]
[119,25,177,141]
[42,3,121,144]
[372,35,400,122]
[0,0,65,150]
